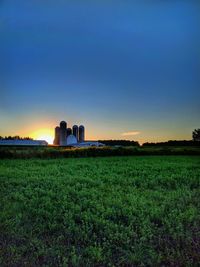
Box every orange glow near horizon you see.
[30,128,54,144]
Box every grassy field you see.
[0,156,200,266]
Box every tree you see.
[1,136,33,140]
[192,129,200,141]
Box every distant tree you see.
[98,140,139,147]
[193,129,200,141]
[2,136,33,140]
[23,137,33,140]
[13,136,20,140]
[142,140,200,146]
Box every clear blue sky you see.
[0,0,199,143]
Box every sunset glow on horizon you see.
[30,128,54,144]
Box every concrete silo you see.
[59,121,67,146]
[78,125,85,142]
[72,125,78,140]
[53,126,60,145]
[67,128,72,137]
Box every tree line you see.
[0,136,33,140]
[98,140,139,146]
[142,140,200,147]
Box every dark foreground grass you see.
[0,145,200,159]
[0,156,200,266]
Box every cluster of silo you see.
[53,121,85,146]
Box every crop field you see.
[0,156,200,266]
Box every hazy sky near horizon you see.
[0,0,200,143]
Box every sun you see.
[31,128,54,144]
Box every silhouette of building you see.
[67,128,72,137]
[54,126,60,146]
[59,121,67,146]
[53,120,85,146]
[78,125,85,142]
[72,125,78,140]
[53,120,104,147]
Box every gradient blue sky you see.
[0,0,199,143]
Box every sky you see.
[0,0,199,144]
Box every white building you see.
[66,134,78,145]
[0,140,48,146]
[70,141,105,148]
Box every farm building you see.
[0,140,48,146]
[53,120,105,147]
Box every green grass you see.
[0,156,200,266]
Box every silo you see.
[78,125,85,142]
[72,125,78,140]
[67,128,72,137]
[59,121,67,146]
[53,126,60,145]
